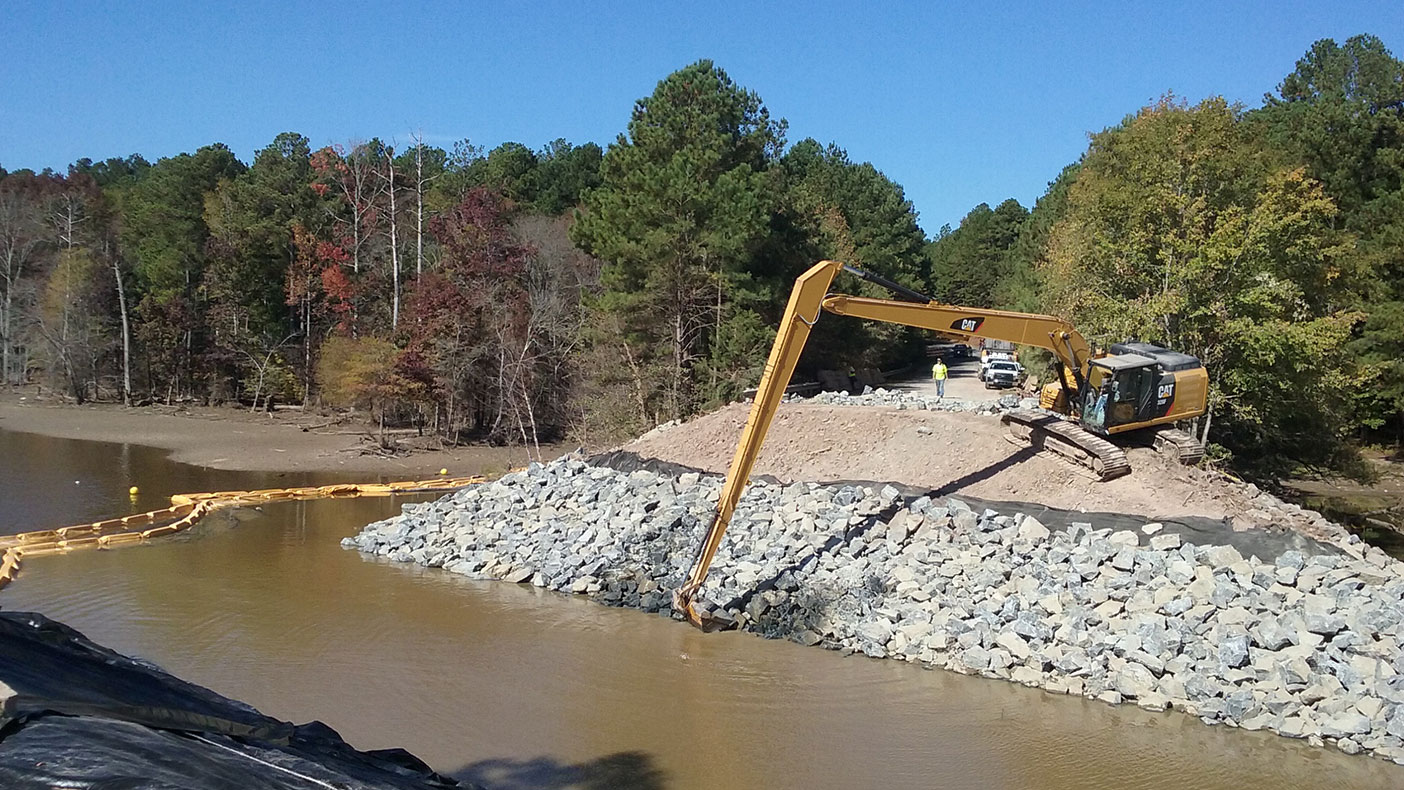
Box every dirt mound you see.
[624,402,1344,545]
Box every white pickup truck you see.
[978,351,1015,381]
[983,360,1024,389]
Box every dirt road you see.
[889,356,1002,402]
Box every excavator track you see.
[1001,409,1131,481]
[1149,426,1205,465]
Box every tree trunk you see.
[415,143,424,276]
[620,336,647,425]
[712,253,721,393]
[1,283,11,387]
[302,294,312,406]
[249,363,266,414]
[489,343,508,439]
[671,312,684,420]
[351,167,364,275]
[185,338,193,402]
[446,386,456,445]
[519,373,540,460]
[386,154,400,329]
[59,273,75,399]
[112,255,132,406]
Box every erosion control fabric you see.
[0,612,464,790]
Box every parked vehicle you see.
[978,352,1015,381]
[984,360,1024,389]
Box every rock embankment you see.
[345,459,1404,764]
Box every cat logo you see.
[950,316,985,333]
[1157,382,1175,403]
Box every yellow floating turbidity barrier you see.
[0,474,491,592]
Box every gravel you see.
[345,457,1404,765]
[793,386,1031,414]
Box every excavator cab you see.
[1082,355,1161,434]
[1081,343,1206,436]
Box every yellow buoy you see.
[438,468,448,476]
[129,486,140,495]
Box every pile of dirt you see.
[624,402,1348,546]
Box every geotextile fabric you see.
[0,612,464,790]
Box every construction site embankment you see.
[632,393,1351,546]
[345,401,1404,766]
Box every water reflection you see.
[1,428,1402,789]
[457,752,667,790]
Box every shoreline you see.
[0,396,551,478]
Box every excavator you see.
[672,259,1209,628]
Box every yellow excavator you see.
[672,259,1209,628]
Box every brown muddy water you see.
[2,427,1402,789]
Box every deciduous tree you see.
[0,174,47,385]
[1044,96,1362,474]
[1255,35,1404,441]
[35,247,111,401]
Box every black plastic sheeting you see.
[589,450,1336,562]
[0,612,468,790]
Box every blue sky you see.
[2,2,1400,232]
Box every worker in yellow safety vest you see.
[932,358,948,399]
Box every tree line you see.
[929,34,1404,477]
[2,35,1401,479]
[0,60,929,453]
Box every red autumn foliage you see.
[320,264,357,334]
[316,240,349,265]
[428,188,534,283]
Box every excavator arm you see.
[672,259,844,628]
[672,261,1097,628]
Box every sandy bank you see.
[0,396,547,478]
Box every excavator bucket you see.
[672,592,738,632]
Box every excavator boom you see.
[672,261,1094,626]
[820,294,1093,376]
